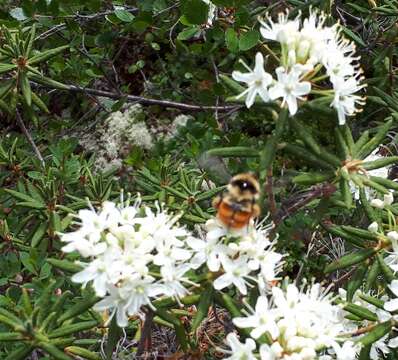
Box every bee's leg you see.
[252,204,261,218]
[212,195,222,209]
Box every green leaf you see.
[39,342,74,360]
[5,188,42,204]
[356,119,393,159]
[49,320,98,338]
[28,45,69,65]
[57,296,100,325]
[322,222,368,248]
[290,119,321,154]
[365,260,380,292]
[177,26,200,40]
[358,293,385,309]
[25,23,36,57]
[344,303,378,321]
[370,176,398,191]
[377,253,395,282]
[341,225,380,242]
[283,144,335,170]
[359,187,379,223]
[31,91,49,113]
[219,74,245,94]
[181,0,209,25]
[196,186,225,202]
[114,9,135,22]
[324,248,376,273]
[340,177,353,209]
[225,28,239,53]
[347,263,367,302]
[28,73,70,90]
[46,258,83,273]
[0,308,25,331]
[4,345,33,360]
[0,63,17,74]
[293,172,334,185]
[155,309,188,351]
[191,285,213,332]
[0,332,25,341]
[353,130,369,156]
[342,26,366,47]
[0,79,15,100]
[360,321,392,346]
[105,316,122,360]
[16,201,46,210]
[362,156,398,170]
[239,30,259,51]
[335,127,349,160]
[206,146,259,157]
[31,222,48,247]
[64,346,101,360]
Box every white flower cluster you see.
[191,218,284,295]
[225,283,361,360]
[61,198,196,326]
[233,10,365,124]
[60,199,284,327]
[79,104,153,172]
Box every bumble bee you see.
[212,173,261,229]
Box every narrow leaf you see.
[324,248,376,273]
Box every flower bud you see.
[387,231,398,242]
[368,221,378,233]
[370,199,384,209]
[384,192,394,206]
[297,39,310,62]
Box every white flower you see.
[187,235,229,272]
[72,257,111,297]
[229,223,284,283]
[384,280,398,312]
[60,201,123,257]
[121,275,158,316]
[224,333,257,360]
[154,263,192,300]
[269,65,311,115]
[93,285,130,327]
[330,76,365,125]
[259,342,283,360]
[152,238,192,267]
[214,256,252,295]
[330,341,361,360]
[61,229,107,258]
[137,205,189,246]
[233,296,279,339]
[259,11,300,44]
[232,52,273,108]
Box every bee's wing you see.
[197,152,231,185]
